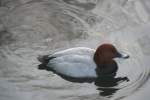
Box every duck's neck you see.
[93,52,114,67]
[96,59,115,68]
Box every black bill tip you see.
[116,52,130,59]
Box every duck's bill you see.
[116,52,130,59]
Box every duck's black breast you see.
[96,61,118,77]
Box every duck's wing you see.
[38,47,95,63]
[49,47,95,57]
[47,54,97,78]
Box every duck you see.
[37,43,129,82]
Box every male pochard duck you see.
[37,43,129,82]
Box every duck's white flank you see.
[47,47,97,78]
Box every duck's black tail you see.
[37,55,55,70]
[37,55,50,63]
[37,55,49,70]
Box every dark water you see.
[0,0,150,100]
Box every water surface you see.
[0,0,150,100]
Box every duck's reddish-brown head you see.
[94,43,129,66]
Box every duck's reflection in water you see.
[95,75,129,97]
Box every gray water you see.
[0,0,150,100]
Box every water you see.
[0,0,150,100]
